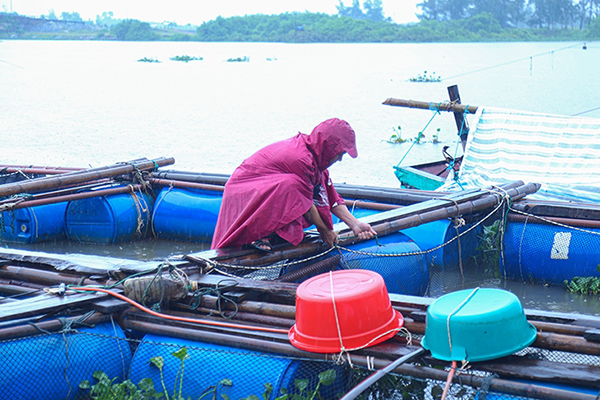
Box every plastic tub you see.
[0,322,132,400]
[0,202,67,243]
[289,270,403,353]
[65,188,152,244]
[129,334,346,400]
[421,288,537,362]
[151,187,222,242]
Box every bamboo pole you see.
[339,182,540,244]
[0,167,83,175]
[5,184,145,210]
[0,265,115,287]
[509,212,600,228]
[148,178,225,192]
[0,157,174,197]
[0,164,83,171]
[0,313,110,341]
[382,98,479,114]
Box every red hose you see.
[71,286,291,335]
[441,361,457,400]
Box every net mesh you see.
[1,327,548,400]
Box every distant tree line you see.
[190,11,599,43]
[418,0,600,29]
[2,2,600,42]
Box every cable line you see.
[444,43,584,81]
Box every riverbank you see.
[2,12,598,42]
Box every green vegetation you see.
[79,371,161,400]
[1,0,599,42]
[242,369,337,400]
[409,70,442,83]
[565,266,600,295]
[387,126,407,144]
[226,56,249,62]
[473,219,503,277]
[80,347,336,400]
[138,57,161,63]
[111,19,159,41]
[170,55,203,62]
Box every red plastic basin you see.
[289,269,403,353]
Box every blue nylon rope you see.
[395,106,441,168]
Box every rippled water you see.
[2,39,600,313]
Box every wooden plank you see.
[0,290,113,322]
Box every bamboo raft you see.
[2,158,600,399]
[1,247,600,400]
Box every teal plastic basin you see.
[421,288,537,362]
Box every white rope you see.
[447,287,479,356]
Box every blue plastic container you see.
[343,232,429,296]
[151,187,222,242]
[0,202,68,243]
[129,334,346,400]
[65,189,152,244]
[0,322,132,400]
[501,221,600,285]
[401,219,482,270]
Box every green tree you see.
[60,11,83,22]
[96,11,120,27]
[43,9,58,20]
[111,19,159,40]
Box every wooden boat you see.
[393,148,462,191]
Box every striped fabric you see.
[438,107,600,202]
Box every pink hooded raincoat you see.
[211,118,358,249]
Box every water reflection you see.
[429,266,600,315]
[2,239,599,315]
[3,239,211,262]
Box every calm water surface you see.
[2,40,600,314]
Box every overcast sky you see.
[1,0,422,25]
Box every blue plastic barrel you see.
[343,232,429,296]
[501,221,600,285]
[129,334,346,400]
[401,219,482,270]
[0,202,67,243]
[0,322,132,400]
[151,187,222,242]
[65,189,152,244]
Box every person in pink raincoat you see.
[211,118,377,251]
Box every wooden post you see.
[447,85,470,150]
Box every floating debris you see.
[170,55,203,62]
[409,70,442,82]
[226,56,249,62]
[137,57,160,63]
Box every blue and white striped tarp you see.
[438,107,600,202]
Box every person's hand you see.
[319,228,339,247]
[352,221,377,240]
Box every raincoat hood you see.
[305,118,358,171]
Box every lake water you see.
[2,40,600,314]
